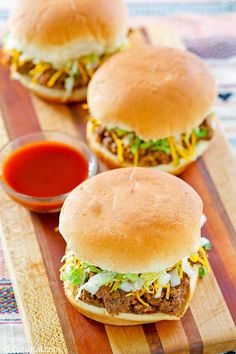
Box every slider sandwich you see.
[87,45,217,174]
[59,168,211,325]
[2,0,128,102]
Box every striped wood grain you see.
[0,26,236,353]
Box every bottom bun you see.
[64,268,198,326]
[87,122,210,175]
[12,71,87,103]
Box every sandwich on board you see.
[87,45,217,174]
[2,0,128,102]
[59,168,211,325]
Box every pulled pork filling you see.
[60,238,211,316]
[2,48,122,94]
[90,114,214,167]
[78,274,189,316]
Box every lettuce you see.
[123,273,139,282]
[82,54,100,64]
[82,262,102,274]
[131,137,141,154]
[60,267,87,286]
[150,139,170,154]
[194,127,208,138]
[199,266,207,278]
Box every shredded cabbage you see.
[200,214,207,228]
[182,257,194,278]
[200,236,210,246]
[170,268,181,287]
[61,239,211,300]
[64,77,75,94]
[76,272,116,299]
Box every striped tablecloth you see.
[0,1,236,353]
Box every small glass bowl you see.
[0,131,97,213]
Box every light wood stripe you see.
[0,113,68,353]
[143,323,164,354]
[182,155,236,324]
[190,272,236,353]
[181,309,203,353]
[31,95,79,137]
[32,213,112,354]
[105,325,150,354]
[156,320,189,354]
[203,125,236,231]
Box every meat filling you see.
[3,52,110,91]
[93,115,214,167]
[79,274,190,316]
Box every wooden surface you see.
[0,27,236,354]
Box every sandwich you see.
[87,45,217,174]
[59,167,211,325]
[2,0,128,102]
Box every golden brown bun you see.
[63,267,198,325]
[86,121,211,175]
[88,45,217,140]
[8,0,128,65]
[13,72,87,103]
[59,168,203,273]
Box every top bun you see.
[59,168,203,273]
[7,0,128,65]
[88,45,217,140]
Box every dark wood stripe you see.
[142,323,164,354]
[32,213,113,354]
[0,59,40,139]
[181,159,236,325]
[181,309,203,354]
[0,66,113,353]
[69,104,108,174]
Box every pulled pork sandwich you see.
[59,168,211,325]
[87,45,217,174]
[2,0,128,102]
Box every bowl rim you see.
[0,130,97,204]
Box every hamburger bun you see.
[86,120,212,174]
[87,45,217,141]
[8,0,128,66]
[63,267,198,325]
[59,168,203,274]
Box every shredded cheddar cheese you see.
[199,246,210,271]
[136,291,149,307]
[191,131,196,152]
[175,145,191,161]
[165,283,171,300]
[78,63,88,84]
[178,261,183,279]
[47,69,64,87]
[168,137,179,166]
[110,281,120,292]
[111,132,124,162]
[29,64,51,76]
[189,254,199,263]
[154,282,159,295]
[59,258,74,272]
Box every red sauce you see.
[2,141,88,198]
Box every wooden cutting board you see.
[0,26,236,354]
